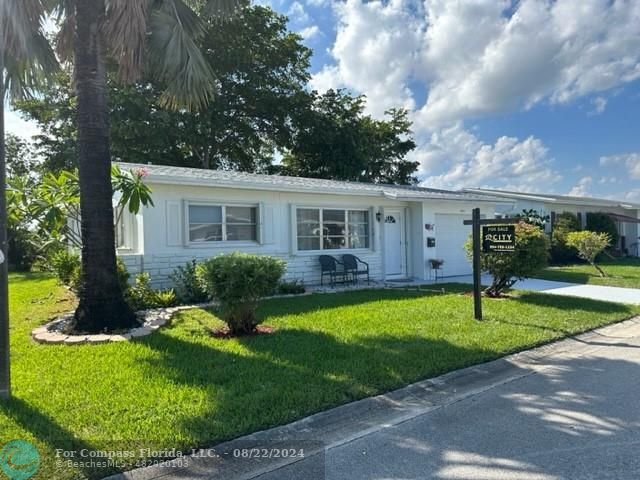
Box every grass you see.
[535,257,640,289]
[1,274,639,480]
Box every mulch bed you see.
[210,325,276,339]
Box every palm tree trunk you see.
[71,0,137,332]
[0,51,12,398]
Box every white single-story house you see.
[465,188,640,256]
[115,163,512,287]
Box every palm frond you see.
[52,0,75,63]
[147,0,215,111]
[104,0,149,83]
[1,0,59,101]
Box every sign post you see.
[464,209,517,321]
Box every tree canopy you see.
[15,4,418,183]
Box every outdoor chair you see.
[319,255,344,287]
[342,254,370,285]
[428,259,444,282]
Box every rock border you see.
[31,304,214,346]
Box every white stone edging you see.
[31,303,216,346]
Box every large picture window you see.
[188,204,257,243]
[296,207,370,251]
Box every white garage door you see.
[435,214,472,277]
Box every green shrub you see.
[154,289,178,308]
[126,272,179,310]
[586,212,619,248]
[126,273,157,311]
[276,279,306,295]
[170,259,209,304]
[50,250,81,285]
[198,253,286,334]
[566,231,611,277]
[465,221,550,297]
[550,212,581,264]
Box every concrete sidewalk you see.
[106,316,640,480]
[447,274,640,305]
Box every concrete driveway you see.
[111,317,640,480]
[451,274,640,305]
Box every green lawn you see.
[535,257,640,289]
[1,274,639,480]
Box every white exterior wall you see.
[118,182,500,287]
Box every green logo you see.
[0,440,40,480]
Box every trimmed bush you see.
[170,259,209,304]
[550,212,581,265]
[565,231,611,277]
[465,221,550,297]
[586,212,619,249]
[198,253,286,334]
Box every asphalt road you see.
[257,320,640,480]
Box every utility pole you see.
[0,48,11,399]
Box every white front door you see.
[384,209,406,278]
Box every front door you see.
[384,209,406,279]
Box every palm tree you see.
[1,0,59,398]
[3,0,240,334]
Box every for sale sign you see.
[482,225,516,253]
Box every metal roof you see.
[117,162,512,203]
[464,188,640,210]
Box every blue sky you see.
[6,0,640,201]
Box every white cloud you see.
[600,152,640,179]
[419,123,560,191]
[589,96,608,116]
[299,25,321,40]
[317,0,640,127]
[311,0,640,193]
[287,1,310,25]
[568,176,593,197]
[4,105,40,139]
[310,0,423,117]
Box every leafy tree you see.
[280,90,418,184]
[586,212,619,249]
[465,222,550,297]
[4,135,42,270]
[10,166,153,251]
[565,231,611,277]
[516,209,549,230]
[3,0,242,333]
[16,3,312,173]
[550,212,581,264]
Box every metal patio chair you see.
[342,254,370,285]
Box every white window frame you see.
[115,209,137,253]
[293,205,373,254]
[184,200,260,247]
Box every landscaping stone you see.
[31,302,189,345]
[64,336,87,345]
[129,327,152,338]
[86,334,111,344]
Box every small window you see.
[188,204,257,243]
[296,207,370,251]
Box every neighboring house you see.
[115,163,511,287]
[465,188,640,256]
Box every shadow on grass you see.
[139,327,494,449]
[0,397,119,479]
[536,270,593,284]
[512,291,632,314]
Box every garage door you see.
[435,214,472,277]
